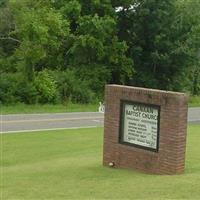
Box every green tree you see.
[175,0,200,95]
[9,0,70,81]
[0,2,18,73]
[117,0,199,92]
[68,13,133,84]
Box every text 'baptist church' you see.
[119,101,160,151]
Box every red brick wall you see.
[103,84,188,175]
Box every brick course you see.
[103,84,188,175]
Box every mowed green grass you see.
[0,95,199,115]
[189,95,200,107]
[0,102,97,114]
[1,125,200,200]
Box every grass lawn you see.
[0,102,98,115]
[1,95,199,115]
[189,96,200,107]
[0,95,199,115]
[1,125,200,200]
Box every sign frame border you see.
[119,100,161,152]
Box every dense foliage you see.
[0,0,199,104]
[117,0,200,92]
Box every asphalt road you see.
[188,107,200,124]
[1,108,199,133]
[0,112,104,133]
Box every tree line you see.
[0,0,199,105]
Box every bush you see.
[0,69,99,105]
[73,64,111,99]
[0,73,19,104]
[0,73,39,104]
[54,69,76,103]
[53,69,96,104]
[71,82,95,104]
[34,69,58,104]
[16,81,38,104]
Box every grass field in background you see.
[189,96,200,107]
[0,102,98,114]
[1,125,200,199]
[0,96,199,115]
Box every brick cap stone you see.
[106,84,189,98]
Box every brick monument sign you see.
[103,84,188,175]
